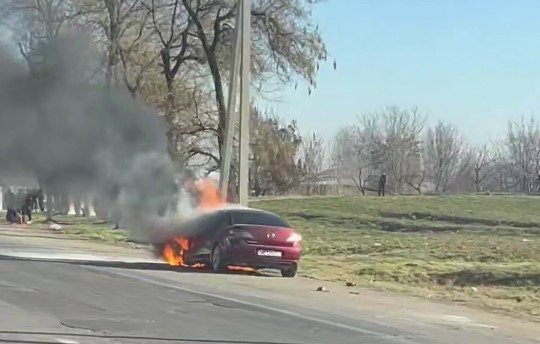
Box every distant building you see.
[299,167,357,195]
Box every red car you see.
[158,208,302,277]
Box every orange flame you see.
[162,236,204,268]
[196,178,225,211]
[228,266,257,273]
[161,178,226,268]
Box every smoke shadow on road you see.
[0,331,304,344]
[0,254,267,276]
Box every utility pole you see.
[219,4,241,202]
[220,0,251,206]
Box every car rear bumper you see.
[228,258,298,270]
[222,241,301,269]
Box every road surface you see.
[0,227,539,344]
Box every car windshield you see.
[231,211,289,228]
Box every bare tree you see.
[177,0,327,161]
[1,0,80,71]
[470,145,497,192]
[405,166,425,194]
[353,107,425,193]
[114,0,327,169]
[332,108,426,195]
[331,125,374,194]
[424,121,466,192]
[504,117,540,193]
[74,1,163,90]
[300,132,325,195]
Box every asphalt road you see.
[0,258,403,344]
[0,230,538,344]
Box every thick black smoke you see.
[0,35,179,237]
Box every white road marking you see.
[0,250,161,263]
[440,315,495,329]
[55,339,79,344]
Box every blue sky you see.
[259,0,540,145]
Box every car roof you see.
[202,206,280,218]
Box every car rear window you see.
[231,211,289,227]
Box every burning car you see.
[155,207,302,277]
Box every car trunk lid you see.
[238,225,294,247]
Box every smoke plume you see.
[0,35,180,239]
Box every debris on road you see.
[49,224,62,231]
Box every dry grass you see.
[24,213,129,244]
[253,194,540,320]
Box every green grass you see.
[253,195,540,319]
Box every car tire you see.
[281,265,297,278]
[211,244,227,273]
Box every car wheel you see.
[211,244,226,273]
[281,265,297,278]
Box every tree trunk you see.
[83,194,90,217]
[105,0,120,87]
[74,194,81,217]
[207,51,226,158]
[159,47,183,162]
[46,192,53,221]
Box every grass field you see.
[253,195,540,320]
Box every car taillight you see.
[228,228,254,239]
[286,232,302,242]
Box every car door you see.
[193,211,230,258]
[215,211,235,246]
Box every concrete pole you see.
[238,0,251,206]
[219,3,242,200]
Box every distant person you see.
[5,190,22,223]
[5,190,23,223]
[106,184,121,229]
[37,188,45,212]
[29,188,43,212]
[6,208,23,224]
[22,192,35,223]
[378,173,386,197]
